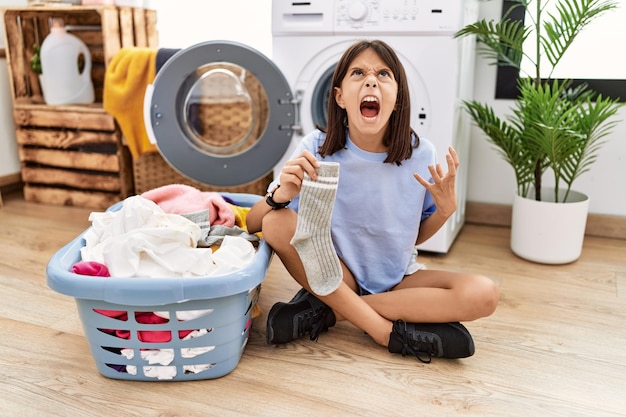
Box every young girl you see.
[246,40,498,362]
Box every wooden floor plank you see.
[1,191,625,417]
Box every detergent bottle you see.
[39,19,95,105]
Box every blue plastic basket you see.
[46,193,272,381]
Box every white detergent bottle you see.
[40,18,95,105]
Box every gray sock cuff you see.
[317,161,339,178]
[302,162,339,190]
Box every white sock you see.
[290,162,341,296]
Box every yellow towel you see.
[228,203,263,239]
[103,48,157,159]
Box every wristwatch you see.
[266,185,291,210]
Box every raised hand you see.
[413,146,459,218]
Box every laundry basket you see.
[46,193,273,381]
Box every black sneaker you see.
[266,288,336,344]
[388,320,475,363]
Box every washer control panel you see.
[272,0,473,36]
[334,0,464,34]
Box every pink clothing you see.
[97,310,194,342]
[71,261,194,342]
[141,184,235,227]
[72,261,110,277]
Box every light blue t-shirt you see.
[271,129,437,294]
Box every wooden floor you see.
[0,190,625,417]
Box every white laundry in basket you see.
[81,196,255,278]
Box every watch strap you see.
[266,185,291,210]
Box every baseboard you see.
[0,173,22,188]
[0,174,23,203]
[466,201,626,240]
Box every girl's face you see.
[334,48,398,147]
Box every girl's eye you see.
[351,69,363,76]
[379,70,390,78]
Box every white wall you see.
[144,0,272,55]
[0,60,20,177]
[0,0,26,177]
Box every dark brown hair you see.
[318,39,418,164]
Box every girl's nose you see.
[365,78,377,88]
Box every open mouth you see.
[360,96,380,118]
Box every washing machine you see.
[271,0,479,253]
[143,0,477,255]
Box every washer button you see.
[348,1,368,21]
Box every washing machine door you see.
[145,41,296,187]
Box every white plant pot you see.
[510,188,590,264]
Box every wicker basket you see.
[133,151,272,195]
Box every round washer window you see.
[310,64,335,130]
[179,63,268,156]
[147,41,295,187]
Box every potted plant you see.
[455,0,624,264]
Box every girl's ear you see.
[334,87,345,109]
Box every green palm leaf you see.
[456,0,624,202]
[454,17,529,68]
[463,99,536,196]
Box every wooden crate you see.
[14,104,133,209]
[2,6,158,209]
[2,5,157,104]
